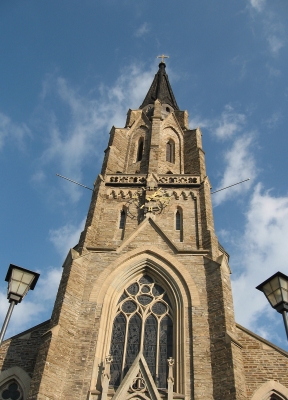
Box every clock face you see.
[125,188,171,218]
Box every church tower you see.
[26,61,248,400]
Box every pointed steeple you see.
[139,62,179,110]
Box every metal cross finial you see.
[157,54,169,63]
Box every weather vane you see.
[157,54,169,63]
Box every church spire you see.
[139,62,179,110]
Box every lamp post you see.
[0,264,40,345]
[256,271,288,340]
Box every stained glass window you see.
[124,314,142,376]
[158,316,173,388]
[143,315,157,381]
[117,292,128,304]
[139,275,153,284]
[137,295,153,306]
[122,301,137,314]
[109,275,173,389]
[110,313,126,386]
[127,283,139,295]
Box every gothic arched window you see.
[166,140,175,164]
[0,380,23,400]
[136,138,144,162]
[176,208,183,242]
[109,275,173,389]
[175,210,181,231]
[119,209,126,230]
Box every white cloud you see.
[231,184,288,345]
[189,105,246,140]
[49,218,85,258]
[0,112,30,151]
[265,111,282,129]
[213,135,256,205]
[134,23,150,38]
[189,115,210,130]
[214,105,246,140]
[249,0,266,12]
[34,64,155,202]
[267,34,284,55]
[247,0,286,56]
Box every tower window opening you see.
[166,140,175,163]
[176,209,183,242]
[176,211,181,231]
[119,209,126,229]
[136,138,144,162]
[109,276,173,389]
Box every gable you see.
[112,353,161,400]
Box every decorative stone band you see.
[106,174,146,185]
[105,174,200,186]
[158,175,200,185]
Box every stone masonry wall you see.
[237,324,288,399]
[0,321,50,377]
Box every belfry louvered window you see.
[109,275,173,389]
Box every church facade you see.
[0,62,288,400]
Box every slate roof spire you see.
[139,62,179,110]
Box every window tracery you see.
[0,380,23,400]
[109,275,173,389]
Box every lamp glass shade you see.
[256,272,288,312]
[6,265,39,302]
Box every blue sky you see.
[0,0,288,349]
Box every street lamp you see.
[256,271,288,340]
[0,264,40,345]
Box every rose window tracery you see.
[109,275,173,389]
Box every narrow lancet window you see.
[175,211,181,231]
[144,314,157,381]
[166,140,175,163]
[119,209,126,229]
[176,209,183,242]
[137,138,144,162]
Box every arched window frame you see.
[119,208,126,230]
[0,379,24,400]
[175,207,183,242]
[109,275,174,389]
[90,253,196,397]
[136,137,144,162]
[166,140,175,164]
